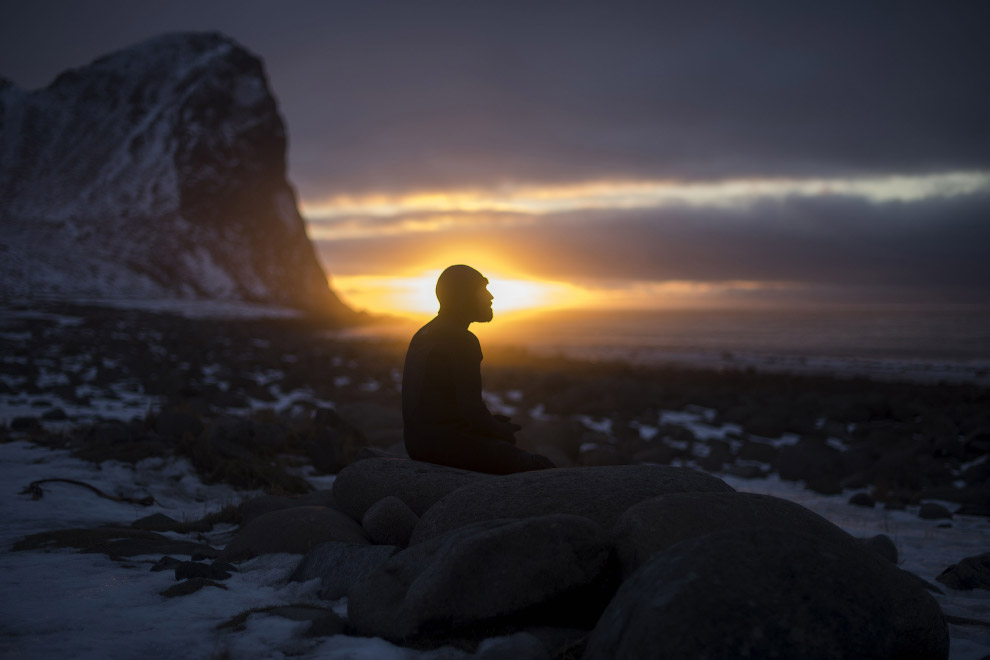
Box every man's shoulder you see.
[411,319,480,355]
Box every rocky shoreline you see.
[2,302,989,657]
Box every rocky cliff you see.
[0,32,351,317]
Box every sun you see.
[332,270,589,317]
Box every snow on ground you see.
[1,439,987,659]
[0,441,470,660]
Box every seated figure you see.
[402,265,555,474]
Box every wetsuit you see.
[402,313,547,474]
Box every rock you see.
[150,556,182,572]
[607,493,947,659]
[208,416,286,456]
[0,33,351,316]
[348,514,616,642]
[332,457,492,521]
[305,610,348,637]
[238,494,296,524]
[93,538,219,558]
[305,428,347,473]
[858,534,899,564]
[737,439,779,464]
[362,496,419,547]
[220,506,367,561]
[919,502,953,520]
[475,632,549,660]
[155,409,203,439]
[174,561,231,581]
[721,464,768,479]
[411,465,733,545]
[290,541,398,600]
[806,474,843,495]
[776,438,845,483]
[936,552,990,590]
[41,408,68,421]
[611,492,860,578]
[130,513,182,531]
[10,416,41,432]
[160,577,227,598]
[237,489,337,525]
[586,529,898,660]
[849,492,876,508]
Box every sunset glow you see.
[333,270,594,317]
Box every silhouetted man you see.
[402,265,555,474]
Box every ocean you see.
[339,305,990,384]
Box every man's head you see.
[436,264,493,323]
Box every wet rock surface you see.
[585,529,902,660]
[347,514,616,642]
[410,465,734,545]
[220,506,367,561]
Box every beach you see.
[1,301,988,657]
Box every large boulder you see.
[219,506,367,561]
[609,492,947,659]
[410,465,733,545]
[238,489,337,524]
[347,514,616,642]
[290,541,398,600]
[332,457,492,521]
[612,492,859,577]
[362,496,419,547]
[585,529,898,660]
[936,551,990,591]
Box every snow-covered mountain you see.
[0,32,351,318]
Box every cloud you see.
[3,2,989,198]
[315,191,990,303]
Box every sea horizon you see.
[336,303,990,384]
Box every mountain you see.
[0,31,352,318]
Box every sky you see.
[2,1,990,314]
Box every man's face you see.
[475,283,494,323]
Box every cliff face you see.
[0,32,351,317]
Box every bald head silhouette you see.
[436,264,493,324]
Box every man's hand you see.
[493,414,521,444]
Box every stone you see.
[174,561,231,581]
[348,514,616,642]
[411,465,733,545]
[150,556,182,572]
[859,534,899,564]
[130,513,182,531]
[290,541,398,600]
[332,457,492,521]
[737,439,779,464]
[849,492,876,508]
[220,506,367,561]
[362,496,419,547]
[92,538,219,558]
[155,409,204,439]
[237,489,337,525]
[608,493,947,659]
[611,492,859,578]
[586,529,898,660]
[475,632,549,660]
[919,502,953,520]
[41,407,68,421]
[160,577,227,598]
[936,552,990,590]
[776,438,846,483]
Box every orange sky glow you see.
[307,171,990,316]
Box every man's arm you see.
[447,333,517,442]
